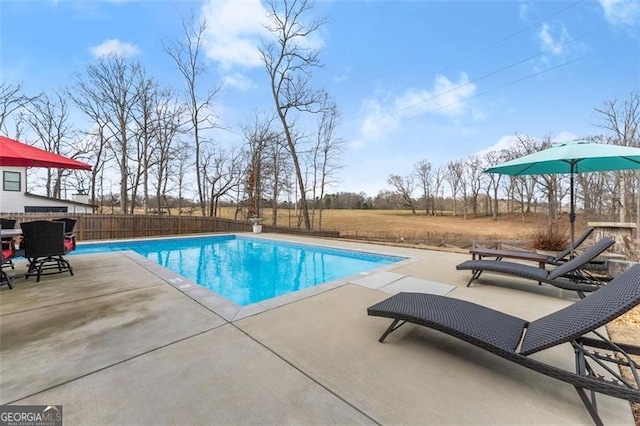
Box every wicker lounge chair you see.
[367,265,640,426]
[469,226,595,267]
[21,220,74,282]
[456,237,614,297]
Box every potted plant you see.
[249,217,262,234]
[531,227,568,257]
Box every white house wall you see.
[0,166,28,213]
[0,166,93,214]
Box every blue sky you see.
[2,0,639,197]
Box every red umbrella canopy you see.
[0,135,92,170]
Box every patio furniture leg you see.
[573,342,607,426]
[36,261,45,282]
[575,386,602,426]
[0,268,14,289]
[466,270,482,286]
[25,261,36,279]
[378,319,406,342]
[61,257,73,276]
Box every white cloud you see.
[599,0,640,27]
[357,73,478,140]
[475,131,580,157]
[534,22,588,70]
[538,23,572,58]
[474,134,521,157]
[333,75,348,83]
[200,0,269,70]
[221,72,256,91]
[519,2,532,20]
[552,131,579,143]
[90,39,140,58]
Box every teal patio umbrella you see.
[485,140,640,254]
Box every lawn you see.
[218,207,586,247]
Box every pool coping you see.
[79,233,422,321]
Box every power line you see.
[362,27,605,134]
[362,1,590,131]
[439,0,586,74]
[354,37,634,162]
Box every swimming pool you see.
[74,235,404,306]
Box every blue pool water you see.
[73,235,403,306]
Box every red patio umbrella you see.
[0,135,92,170]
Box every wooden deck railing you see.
[0,213,340,241]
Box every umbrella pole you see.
[569,169,575,257]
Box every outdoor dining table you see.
[1,229,22,238]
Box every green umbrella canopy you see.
[484,140,640,254]
[485,140,640,176]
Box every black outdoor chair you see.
[0,236,15,289]
[1,218,17,270]
[456,237,615,298]
[368,264,640,426]
[52,217,77,251]
[21,220,74,282]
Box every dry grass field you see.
[219,207,588,248]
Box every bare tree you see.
[242,113,279,219]
[172,141,193,215]
[162,14,221,216]
[268,137,290,226]
[259,0,327,230]
[445,160,464,216]
[130,72,157,214]
[0,81,39,135]
[311,101,343,228]
[515,135,564,231]
[595,92,640,223]
[71,55,143,213]
[465,156,485,218]
[387,174,416,214]
[204,147,242,217]
[23,91,82,198]
[432,165,446,215]
[151,88,186,214]
[79,117,110,209]
[483,150,508,220]
[414,159,432,216]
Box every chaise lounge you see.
[456,237,614,298]
[367,265,640,426]
[469,226,595,267]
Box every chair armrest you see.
[470,248,551,263]
[64,235,76,252]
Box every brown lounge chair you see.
[456,237,614,298]
[368,265,640,426]
[469,226,595,269]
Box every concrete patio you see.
[0,234,635,425]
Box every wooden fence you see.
[1,213,340,241]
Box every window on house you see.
[3,171,21,192]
